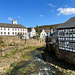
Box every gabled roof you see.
[40,29,50,34]
[28,28,32,32]
[44,29,50,33]
[57,17,75,29]
[28,27,35,32]
[0,23,26,28]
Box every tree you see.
[35,25,40,37]
[50,25,52,30]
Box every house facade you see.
[57,17,75,53]
[40,29,50,39]
[28,28,36,38]
[0,20,29,39]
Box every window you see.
[73,43,75,49]
[12,28,14,31]
[8,32,10,35]
[4,28,6,30]
[25,33,26,35]
[15,32,17,35]
[1,32,2,34]
[4,32,6,34]
[8,28,9,30]
[69,43,73,49]
[12,32,14,35]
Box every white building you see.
[28,28,36,38]
[0,20,29,39]
[40,29,50,39]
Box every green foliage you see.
[0,37,4,44]
[20,54,31,60]
[19,63,36,74]
[25,39,26,44]
[3,46,43,58]
[0,43,6,47]
[13,57,17,59]
[35,25,40,37]
[8,44,15,46]
[10,62,17,67]
[33,36,39,39]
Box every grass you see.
[4,46,44,75]
[13,57,18,59]
[5,62,17,74]
[18,63,36,74]
[3,49,20,58]
[20,51,32,60]
[8,44,15,46]
[3,46,43,58]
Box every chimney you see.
[12,19,17,24]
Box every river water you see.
[30,47,61,75]
[8,47,61,75]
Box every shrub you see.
[0,37,3,44]
[0,43,6,47]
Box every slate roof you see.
[40,29,50,34]
[28,28,35,32]
[0,23,26,28]
[57,17,75,29]
[44,29,50,34]
[28,28,32,32]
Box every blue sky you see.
[0,0,75,28]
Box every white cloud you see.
[57,13,61,16]
[57,8,75,15]
[48,3,55,7]
[18,16,21,18]
[40,15,44,17]
[8,17,13,21]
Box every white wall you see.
[40,29,47,39]
[28,28,36,38]
[0,27,29,39]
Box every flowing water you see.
[29,47,61,75]
[8,47,61,75]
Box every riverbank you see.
[5,46,61,75]
[0,46,43,75]
[42,48,75,75]
[1,45,75,75]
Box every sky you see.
[0,0,75,28]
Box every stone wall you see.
[0,36,45,57]
[46,41,75,65]
[56,49,75,65]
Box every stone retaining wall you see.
[0,36,45,57]
[46,42,75,65]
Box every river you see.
[8,47,61,75]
